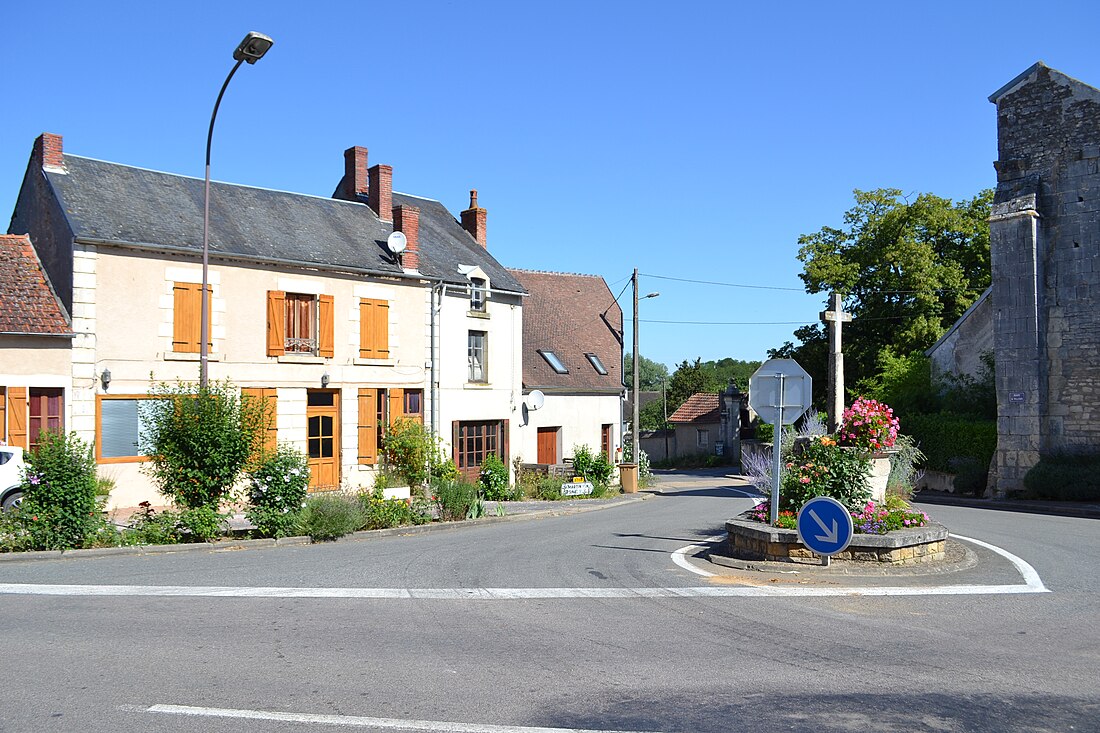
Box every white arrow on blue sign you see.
[796,496,854,557]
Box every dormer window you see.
[470,278,487,312]
[538,350,569,374]
[585,353,608,375]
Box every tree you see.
[623,353,669,390]
[777,188,993,393]
[666,358,713,412]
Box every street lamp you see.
[200,31,274,387]
[631,267,659,465]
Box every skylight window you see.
[585,353,608,375]
[538,350,569,374]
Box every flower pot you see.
[867,453,892,503]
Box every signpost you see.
[561,481,594,497]
[796,496,854,566]
[748,358,812,525]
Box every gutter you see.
[0,331,75,339]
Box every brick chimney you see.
[461,189,487,248]
[369,164,393,222]
[392,204,419,271]
[34,133,65,172]
[340,146,368,200]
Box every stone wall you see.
[988,63,1100,493]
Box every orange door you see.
[537,427,558,464]
[306,390,340,490]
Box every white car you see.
[0,446,26,511]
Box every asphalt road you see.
[0,472,1097,733]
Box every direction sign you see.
[748,358,812,426]
[796,496,854,557]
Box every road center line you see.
[137,703,667,733]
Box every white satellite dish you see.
[527,390,545,411]
[386,231,407,254]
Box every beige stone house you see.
[7,134,524,508]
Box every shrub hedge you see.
[1023,454,1100,501]
[903,414,996,473]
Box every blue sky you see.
[4,1,1100,370]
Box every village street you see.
[0,473,1097,733]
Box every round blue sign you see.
[796,496,854,557]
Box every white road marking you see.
[667,532,1050,595]
[139,703,666,732]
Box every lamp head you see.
[233,32,274,64]
[643,292,660,299]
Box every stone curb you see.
[724,516,950,548]
[0,494,650,563]
[914,492,1100,520]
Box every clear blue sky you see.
[4,1,1100,371]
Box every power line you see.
[641,315,912,326]
[640,272,989,296]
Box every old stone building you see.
[986,62,1100,493]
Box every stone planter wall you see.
[725,515,949,565]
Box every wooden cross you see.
[820,291,852,433]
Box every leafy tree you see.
[140,380,268,511]
[777,188,993,394]
[701,358,761,392]
[666,358,713,412]
[639,399,668,431]
[623,353,669,390]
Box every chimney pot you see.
[34,133,65,172]
[461,189,487,249]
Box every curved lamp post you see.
[200,31,274,387]
[631,267,659,464]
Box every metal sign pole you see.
[770,372,784,526]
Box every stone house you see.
[665,385,744,462]
[926,62,1100,494]
[506,269,624,468]
[7,133,524,507]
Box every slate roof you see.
[43,155,523,292]
[507,269,622,392]
[668,393,720,424]
[0,234,71,335]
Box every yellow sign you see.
[573,477,585,483]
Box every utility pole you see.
[632,268,640,463]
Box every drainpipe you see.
[430,281,445,440]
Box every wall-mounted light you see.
[100,368,111,392]
[321,372,330,388]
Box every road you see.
[0,471,1097,733]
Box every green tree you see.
[778,188,992,392]
[623,353,669,390]
[666,358,716,413]
[139,379,268,511]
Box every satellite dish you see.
[527,390,545,411]
[386,231,407,254]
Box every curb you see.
[914,493,1100,520]
[0,494,651,564]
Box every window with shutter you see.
[270,291,334,357]
[267,291,286,356]
[172,282,210,353]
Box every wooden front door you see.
[306,389,340,490]
[537,427,558,465]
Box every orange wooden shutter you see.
[266,291,285,356]
[359,299,374,358]
[7,387,27,450]
[319,294,334,358]
[242,387,278,457]
[374,300,390,357]
[357,388,377,465]
[0,388,6,443]
[388,388,404,426]
[173,283,199,352]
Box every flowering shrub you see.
[838,397,900,453]
[19,431,100,550]
[357,489,431,529]
[746,502,796,529]
[245,445,310,538]
[778,435,871,512]
[478,453,512,501]
[850,500,930,535]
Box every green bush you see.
[886,433,926,498]
[178,505,228,542]
[357,489,431,529]
[904,414,996,473]
[245,445,311,538]
[755,422,774,443]
[295,494,364,541]
[140,380,267,511]
[430,478,479,521]
[19,430,100,550]
[478,453,512,501]
[533,475,564,500]
[778,436,871,512]
[571,445,614,487]
[124,502,185,545]
[1023,454,1100,501]
[949,456,988,496]
[381,418,455,488]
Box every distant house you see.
[0,234,73,457]
[663,385,745,463]
[7,133,525,506]
[507,269,624,467]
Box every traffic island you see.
[724,515,949,565]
